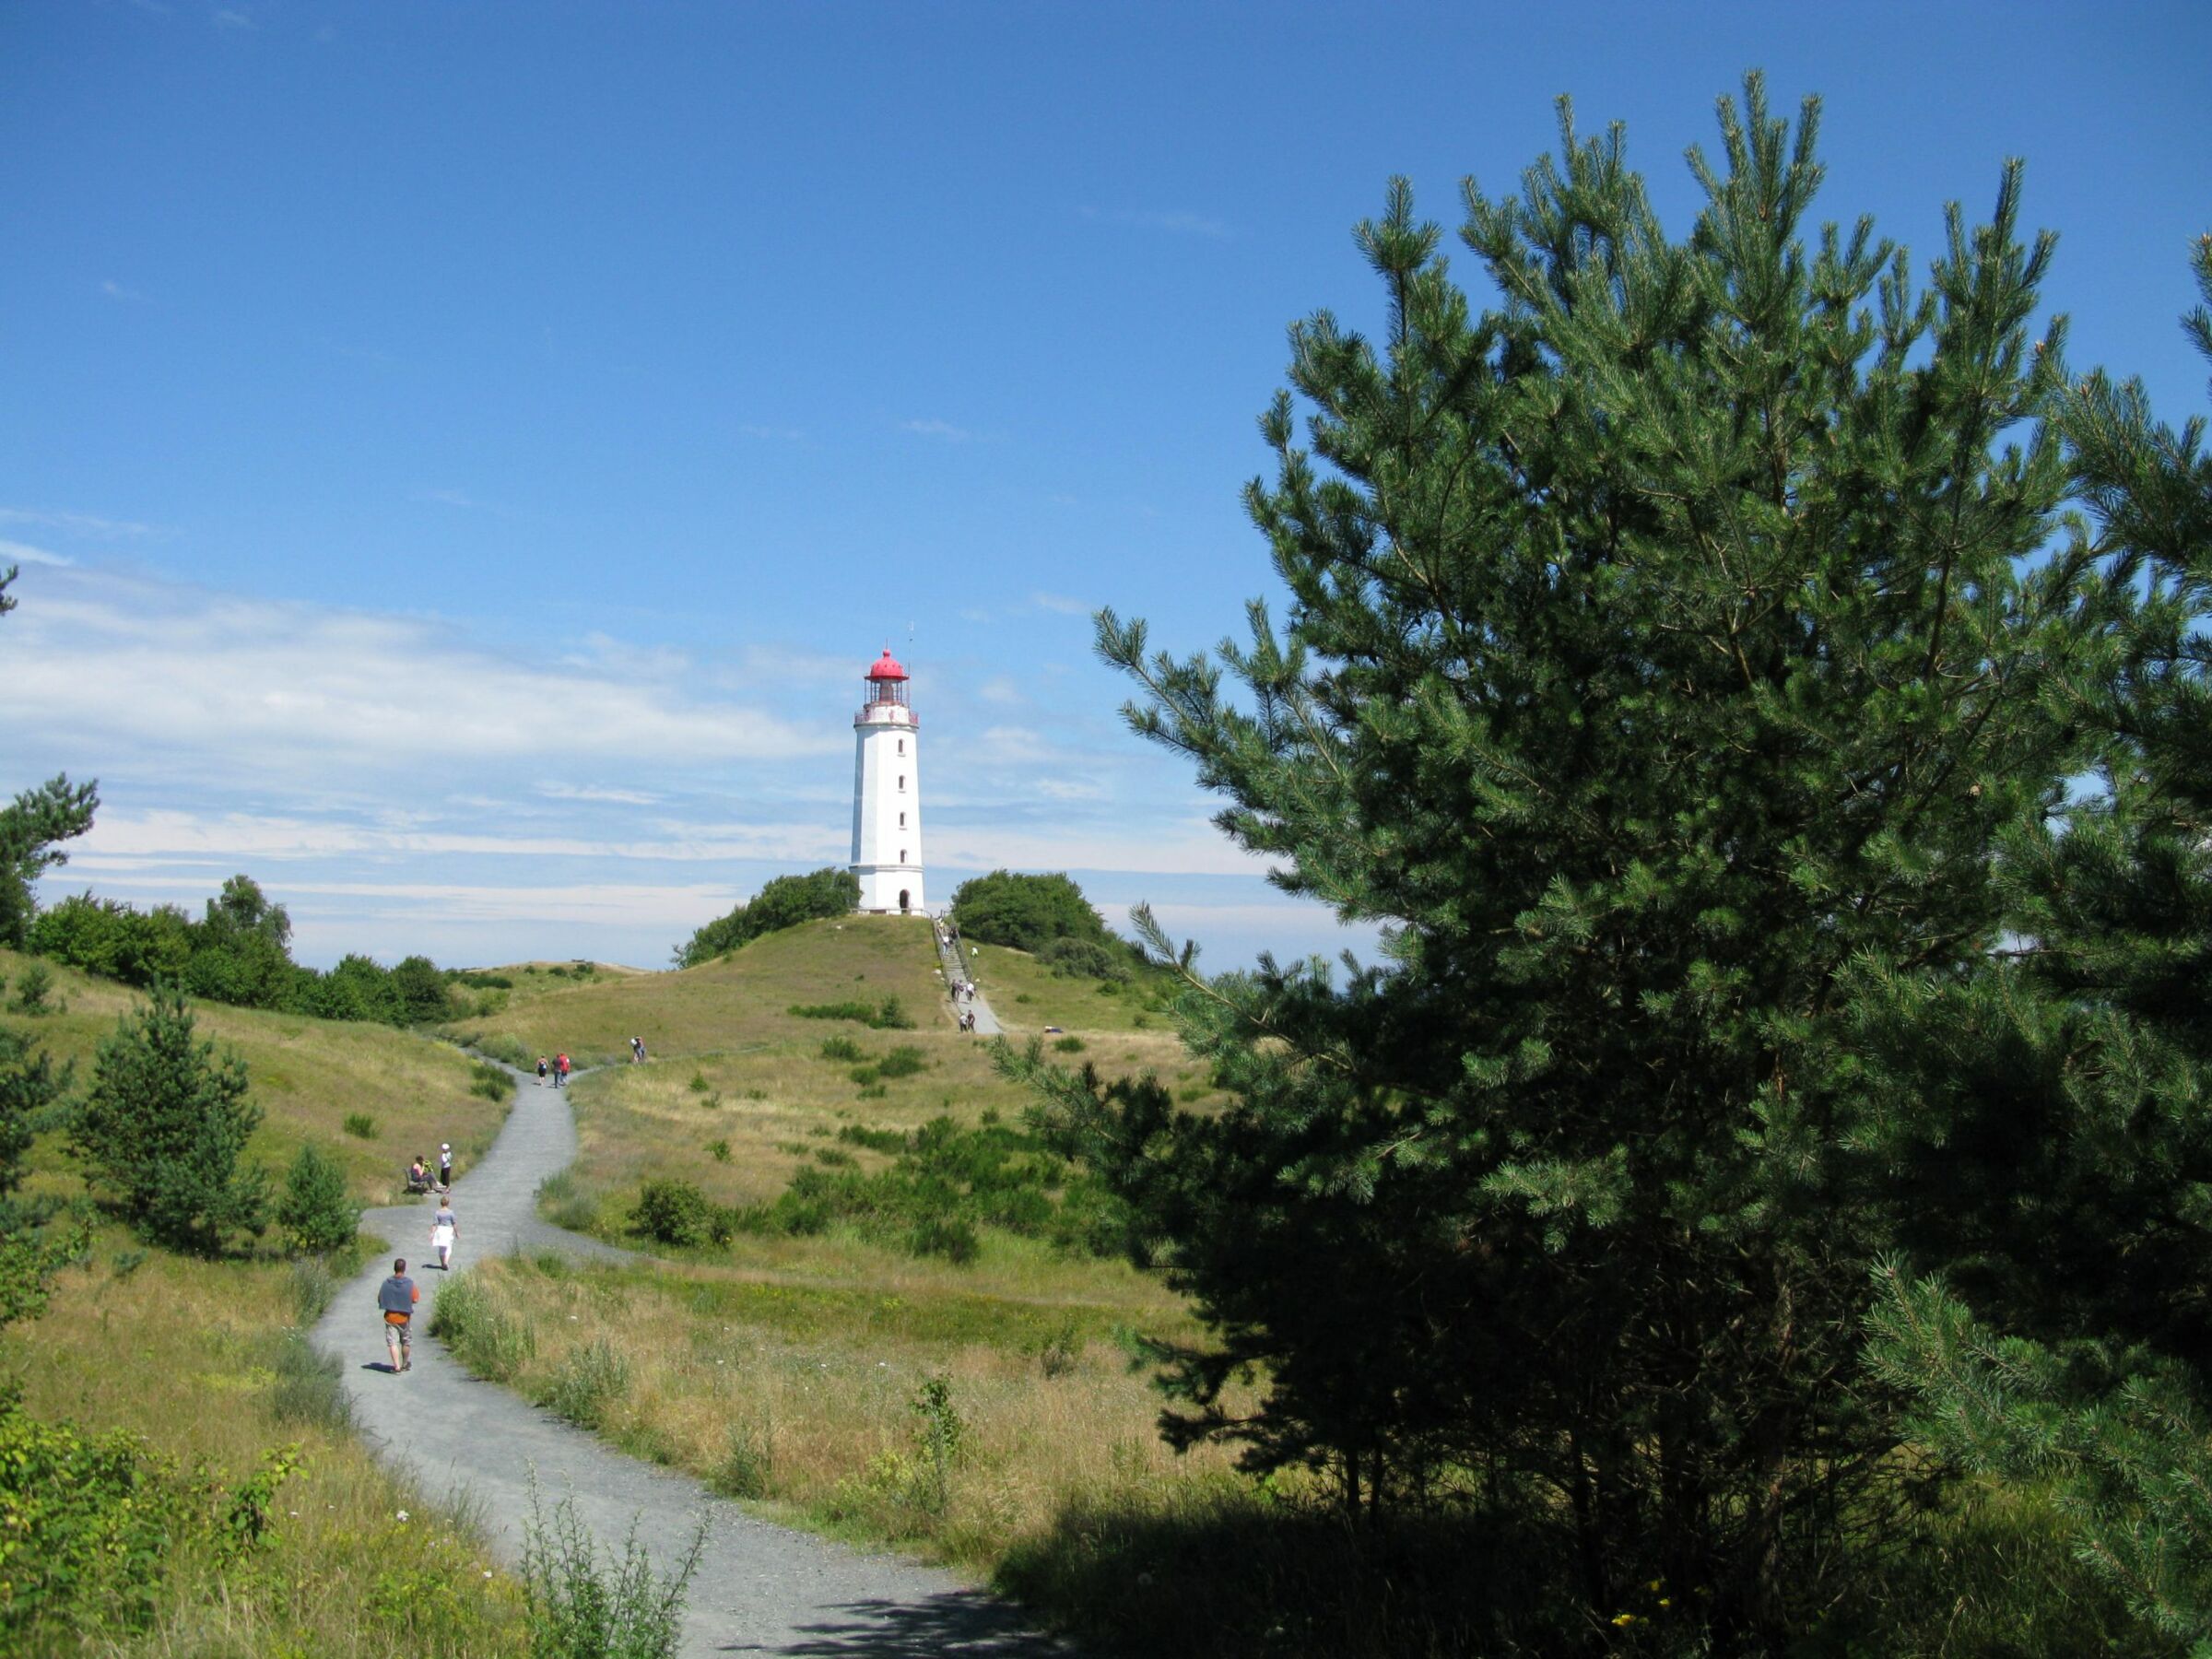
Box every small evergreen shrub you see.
[1053,1035,1087,1054]
[276,1143,359,1254]
[876,1045,927,1079]
[342,1112,377,1139]
[818,1036,864,1063]
[9,961,54,1014]
[707,1137,732,1164]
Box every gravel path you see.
[934,924,1003,1037]
[312,1065,1064,1655]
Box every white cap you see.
[441,1143,450,1150]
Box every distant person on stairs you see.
[378,1259,419,1373]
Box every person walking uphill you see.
[429,1197,459,1271]
[555,1052,570,1088]
[378,1259,419,1373]
[536,1055,548,1087]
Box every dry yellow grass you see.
[0,947,513,1206]
[457,1245,1242,1577]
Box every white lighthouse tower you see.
[850,649,924,914]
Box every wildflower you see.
[396,1510,410,1523]
[1612,1613,1639,1627]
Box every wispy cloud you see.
[0,507,161,539]
[100,278,150,304]
[537,782,662,806]
[6,567,835,780]
[0,539,73,569]
[415,487,481,509]
[1034,777,1105,802]
[1030,591,1090,616]
[1079,206,1233,241]
[978,676,1023,706]
[211,7,253,29]
[900,418,972,442]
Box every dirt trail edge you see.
[312,1065,1066,1656]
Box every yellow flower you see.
[1611,1613,1640,1627]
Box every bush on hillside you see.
[675,867,860,967]
[30,877,466,1030]
[74,984,267,1256]
[1037,936,1132,982]
[276,1144,358,1255]
[949,871,1112,954]
[630,1180,727,1249]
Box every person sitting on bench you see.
[405,1157,435,1194]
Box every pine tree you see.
[276,1143,358,1255]
[76,984,267,1256]
[1863,238,2212,1642]
[1026,77,2098,1648]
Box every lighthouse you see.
[850,649,924,914]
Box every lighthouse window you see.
[899,774,905,791]
[897,738,904,754]
[900,848,907,863]
[899,812,905,828]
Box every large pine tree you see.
[1029,78,2102,1647]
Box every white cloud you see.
[901,418,972,442]
[978,676,1023,706]
[211,7,253,28]
[537,782,662,806]
[1033,777,1105,802]
[0,539,72,568]
[0,507,160,538]
[1030,591,1090,616]
[6,568,833,777]
[100,279,150,303]
[416,487,480,508]
[1079,206,1233,241]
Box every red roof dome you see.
[865,650,909,681]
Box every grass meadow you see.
[2,948,527,1655]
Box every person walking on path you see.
[536,1055,549,1087]
[439,1143,453,1187]
[629,1035,646,1065]
[429,1197,459,1271]
[378,1259,419,1373]
[556,1052,570,1088]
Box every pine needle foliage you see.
[75,982,268,1256]
[1021,76,2107,1650]
[1862,236,2212,1644]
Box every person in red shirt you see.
[555,1052,570,1088]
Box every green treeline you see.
[1015,79,2212,1655]
[29,876,461,1028]
[675,866,860,967]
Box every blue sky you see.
[4,1,2206,971]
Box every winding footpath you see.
[311,1066,1064,1655]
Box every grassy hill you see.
[0,947,526,1654]
[423,915,1280,1651]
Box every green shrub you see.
[876,1045,928,1079]
[790,1000,875,1024]
[688,1070,711,1094]
[675,867,860,967]
[539,1338,630,1430]
[1039,935,1131,982]
[1053,1035,1087,1054]
[0,1409,296,1641]
[519,1481,702,1659]
[471,1032,533,1069]
[949,870,1111,954]
[468,1059,509,1102]
[910,1375,967,1514]
[73,984,267,1255]
[814,1147,854,1168]
[837,1124,907,1155]
[818,1036,864,1063]
[276,1143,359,1254]
[849,1065,880,1088]
[9,961,54,1014]
[343,1111,378,1140]
[630,1180,717,1249]
[706,1138,732,1164]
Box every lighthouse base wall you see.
[853,866,925,915]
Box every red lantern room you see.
[858,649,914,723]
